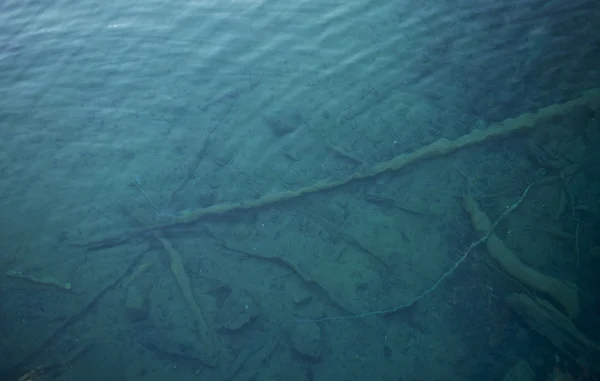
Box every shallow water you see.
[2,0,599,380]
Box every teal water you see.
[2,0,600,380]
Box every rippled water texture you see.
[1,0,600,380]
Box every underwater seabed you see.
[3,89,600,381]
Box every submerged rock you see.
[218,291,259,331]
[291,323,321,362]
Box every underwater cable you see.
[293,175,542,323]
